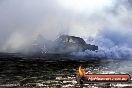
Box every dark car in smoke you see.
[53,35,98,53]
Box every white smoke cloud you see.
[70,0,132,59]
[0,0,70,52]
[0,0,132,59]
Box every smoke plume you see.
[0,0,132,59]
